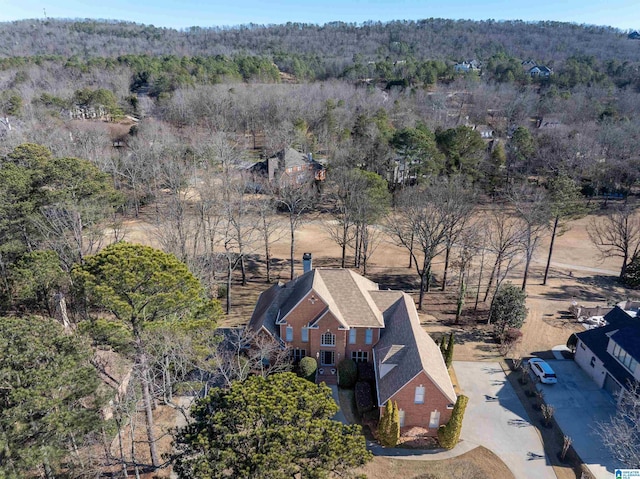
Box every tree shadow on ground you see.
[368,271,419,291]
[538,274,627,303]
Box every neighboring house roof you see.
[372,291,457,406]
[610,327,640,362]
[529,65,553,76]
[576,306,638,388]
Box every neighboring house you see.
[521,59,537,69]
[537,116,563,130]
[248,259,457,434]
[628,31,640,40]
[249,147,326,186]
[454,60,481,73]
[574,303,640,400]
[529,65,553,78]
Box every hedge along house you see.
[248,258,457,435]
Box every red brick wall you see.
[380,371,454,436]
[279,289,382,367]
[279,290,328,359]
[345,327,381,362]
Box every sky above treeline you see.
[0,0,638,31]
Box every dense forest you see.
[1,17,640,478]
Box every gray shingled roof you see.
[249,268,456,407]
[278,269,384,328]
[371,291,457,406]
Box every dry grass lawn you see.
[355,446,515,479]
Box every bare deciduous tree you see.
[588,204,640,278]
[387,184,449,309]
[276,179,315,280]
[597,381,640,468]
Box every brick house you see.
[249,147,326,186]
[248,265,457,434]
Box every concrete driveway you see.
[453,361,556,479]
[536,359,621,479]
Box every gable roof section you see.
[279,269,384,328]
[248,281,297,338]
[577,306,637,388]
[372,291,456,406]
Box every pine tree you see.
[174,373,371,478]
[437,395,469,449]
[390,401,400,446]
[378,401,400,447]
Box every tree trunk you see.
[521,251,532,291]
[340,224,348,268]
[621,251,629,279]
[226,258,232,315]
[425,263,432,293]
[408,231,414,268]
[441,245,451,291]
[474,245,485,311]
[455,279,466,324]
[116,418,129,478]
[543,215,559,286]
[240,254,247,286]
[290,221,295,280]
[140,361,160,468]
[134,327,160,469]
[265,245,272,283]
[483,259,499,302]
[418,272,426,310]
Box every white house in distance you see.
[574,302,640,400]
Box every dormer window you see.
[321,332,335,346]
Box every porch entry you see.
[320,350,335,366]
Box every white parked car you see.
[528,358,557,384]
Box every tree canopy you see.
[0,316,104,478]
[490,282,528,339]
[174,372,371,478]
[73,242,218,333]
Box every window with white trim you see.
[351,351,368,363]
[285,326,293,342]
[414,385,425,404]
[398,409,405,427]
[301,327,309,343]
[321,332,335,346]
[291,349,306,362]
[349,328,356,344]
[365,328,373,345]
[429,410,441,428]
